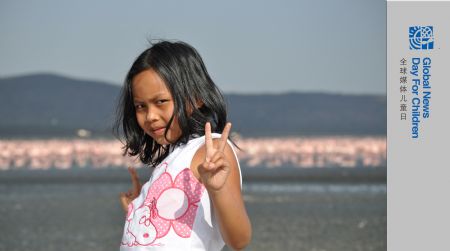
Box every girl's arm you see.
[191,123,252,251]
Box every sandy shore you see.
[0,181,386,251]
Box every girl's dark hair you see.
[113,40,228,167]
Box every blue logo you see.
[409,26,434,50]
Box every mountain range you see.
[0,73,386,138]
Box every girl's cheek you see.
[137,116,147,131]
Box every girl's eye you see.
[134,104,144,109]
[156,99,168,105]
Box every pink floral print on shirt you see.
[121,163,205,247]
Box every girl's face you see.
[132,69,182,145]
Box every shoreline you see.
[0,166,386,184]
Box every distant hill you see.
[226,93,386,136]
[0,74,386,137]
[0,74,120,137]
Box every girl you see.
[114,40,251,251]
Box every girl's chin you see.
[146,130,181,145]
[156,139,170,146]
[151,135,173,145]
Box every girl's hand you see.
[119,166,142,213]
[198,122,232,192]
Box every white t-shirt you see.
[120,134,242,251]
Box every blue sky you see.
[0,0,386,94]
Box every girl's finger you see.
[211,158,225,171]
[209,150,224,163]
[218,123,232,152]
[119,193,129,212]
[205,122,213,161]
[128,167,141,193]
[199,161,213,173]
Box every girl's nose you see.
[145,106,158,122]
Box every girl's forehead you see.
[132,69,171,98]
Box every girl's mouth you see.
[152,127,165,135]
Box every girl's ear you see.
[187,100,204,115]
[195,100,204,109]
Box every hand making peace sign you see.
[119,166,142,213]
[198,122,233,192]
